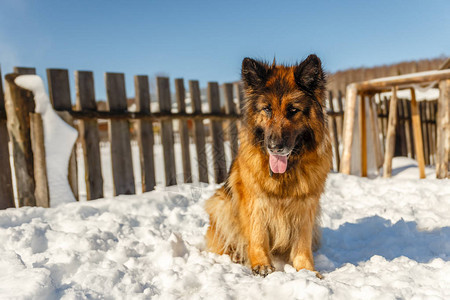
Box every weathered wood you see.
[75,71,104,199]
[368,95,383,169]
[420,102,430,165]
[208,82,227,183]
[223,83,239,161]
[135,75,156,191]
[354,69,450,91]
[157,77,177,186]
[395,100,407,157]
[340,84,358,174]
[105,73,135,195]
[30,113,49,207]
[47,68,78,200]
[336,90,344,140]
[189,80,208,183]
[383,86,398,177]
[55,110,241,121]
[425,101,435,164]
[233,82,245,114]
[402,99,413,158]
[359,92,367,177]
[4,73,36,206]
[410,88,425,178]
[175,78,192,183]
[0,66,15,208]
[328,91,340,171]
[436,80,450,178]
[14,67,36,75]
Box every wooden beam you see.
[410,88,425,178]
[340,84,358,174]
[208,82,227,183]
[383,86,399,178]
[328,91,340,171]
[75,71,104,199]
[175,78,192,183]
[105,73,135,195]
[223,83,239,161]
[0,66,15,208]
[157,77,177,186]
[4,73,36,207]
[436,80,450,178]
[135,75,156,191]
[189,80,208,183]
[360,92,367,177]
[30,113,49,207]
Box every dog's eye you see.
[262,107,272,115]
[288,107,300,116]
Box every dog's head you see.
[241,54,327,174]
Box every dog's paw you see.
[252,264,275,277]
[314,271,324,279]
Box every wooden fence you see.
[0,66,442,209]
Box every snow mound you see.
[0,171,449,299]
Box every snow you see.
[0,159,449,299]
[14,75,78,206]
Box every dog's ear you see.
[294,54,326,96]
[241,58,269,91]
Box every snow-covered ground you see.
[1,157,449,299]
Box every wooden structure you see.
[340,69,450,178]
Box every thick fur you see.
[205,55,332,277]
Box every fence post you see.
[105,73,135,195]
[340,84,358,174]
[189,80,208,183]
[157,77,177,186]
[4,73,36,206]
[47,69,78,200]
[175,78,192,183]
[0,66,15,208]
[383,86,398,177]
[76,71,104,199]
[208,82,227,183]
[30,113,49,207]
[223,83,239,161]
[410,88,426,178]
[328,91,340,171]
[135,75,156,191]
[436,79,450,178]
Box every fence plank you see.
[328,91,340,171]
[30,113,49,207]
[189,80,208,183]
[14,67,36,75]
[75,71,104,199]
[4,73,36,206]
[175,78,192,183]
[223,83,239,162]
[425,101,435,164]
[383,86,398,177]
[208,82,227,183]
[105,73,135,195]
[135,75,156,191]
[368,95,383,169]
[157,77,177,186]
[47,68,79,200]
[340,84,358,174]
[359,92,367,177]
[0,66,15,208]
[233,82,245,114]
[420,102,430,165]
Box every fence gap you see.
[76,71,104,200]
[105,73,135,195]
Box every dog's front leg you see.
[290,198,322,278]
[247,210,274,277]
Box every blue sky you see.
[0,0,449,100]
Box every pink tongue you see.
[269,154,288,174]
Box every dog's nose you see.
[268,140,285,154]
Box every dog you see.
[205,54,332,278]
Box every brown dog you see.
[205,55,332,277]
